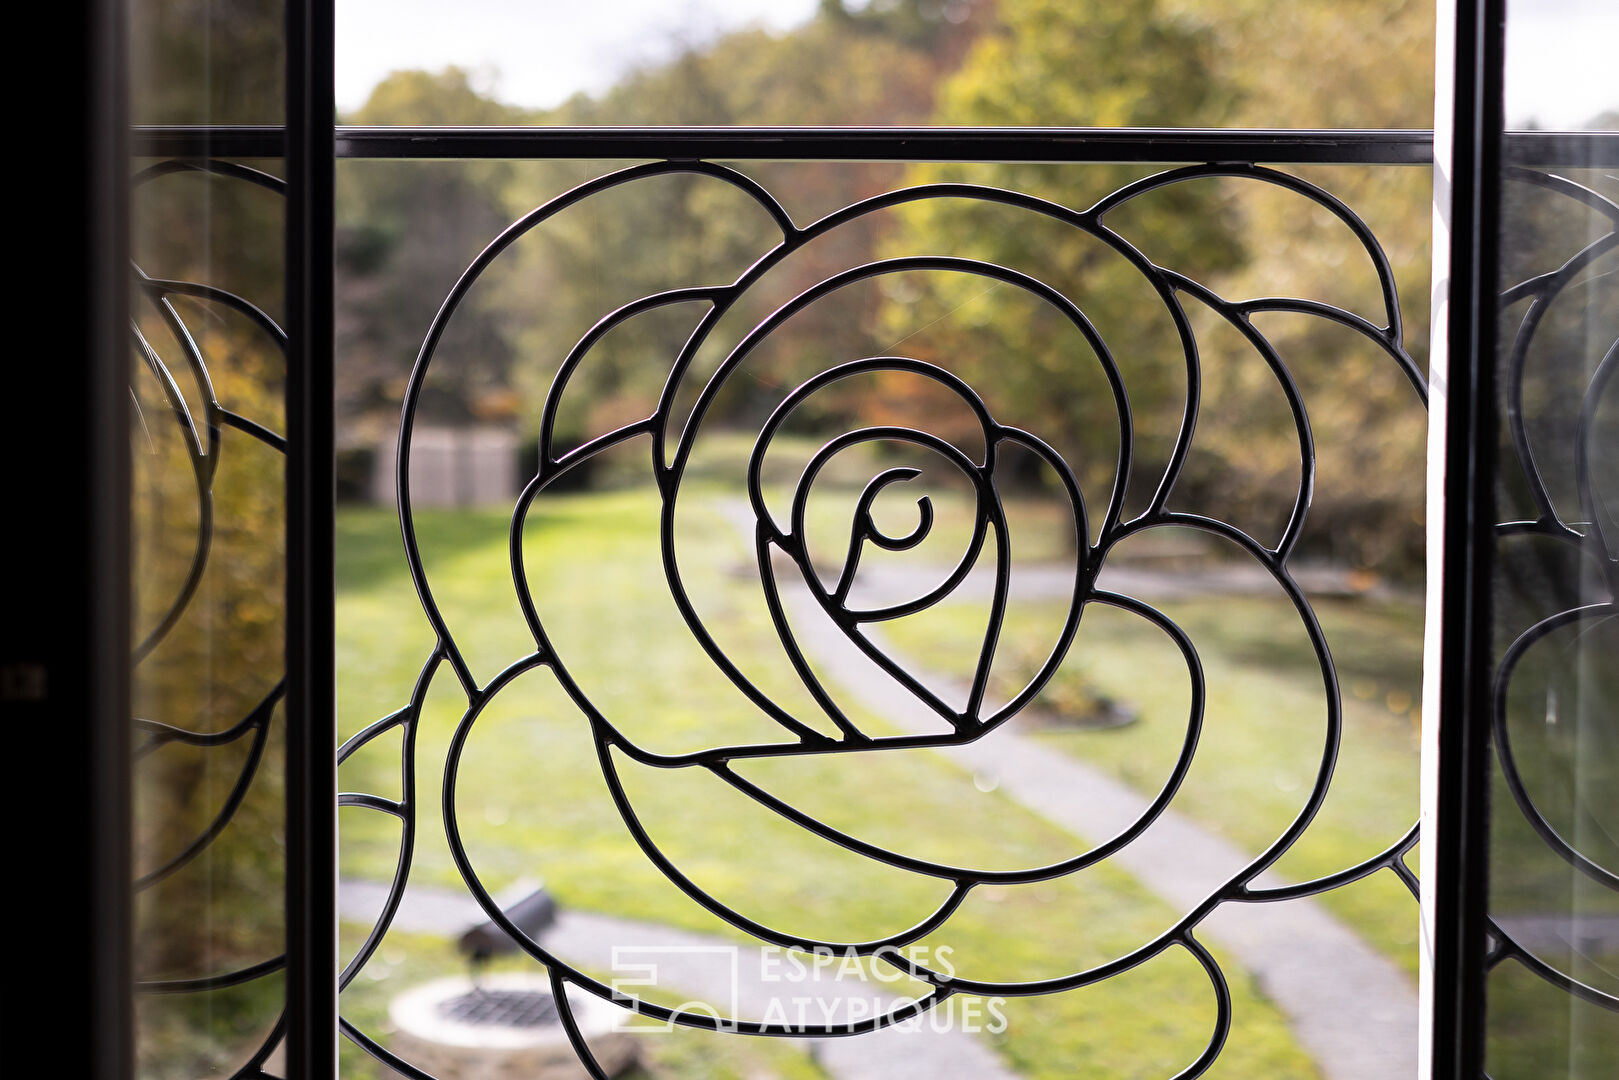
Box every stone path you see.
[836,560,1392,607]
[1492,913,1619,955]
[716,503,1419,1079]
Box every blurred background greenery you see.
[333,0,1438,578]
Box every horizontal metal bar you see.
[127,125,1619,168]
[133,125,287,158]
[130,125,1429,165]
[1502,130,1619,167]
[330,127,1440,164]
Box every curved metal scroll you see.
[339,158,1428,1079]
[1484,167,1619,1027]
[129,160,290,1080]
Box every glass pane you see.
[129,3,290,1076]
[335,0,1435,129]
[1486,2,1619,1075]
[131,0,286,125]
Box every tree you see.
[130,0,283,125]
[883,0,1245,511]
[493,12,987,454]
[1171,0,1436,571]
[336,68,529,442]
[877,0,1438,573]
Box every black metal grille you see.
[129,158,289,952]
[127,156,291,1075]
[127,126,1619,1080]
[344,137,1423,1079]
[1483,166,1619,1017]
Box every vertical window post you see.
[285,0,337,1075]
[1422,0,1505,1076]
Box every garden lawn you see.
[336,487,1319,1079]
[882,587,1427,977]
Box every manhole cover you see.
[437,987,561,1029]
[390,972,638,1075]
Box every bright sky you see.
[336,0,1616,128]
[1504,0,1619,128]
[335,0,819,114]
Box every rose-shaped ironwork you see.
[1485,167,1619,1019]
[128,159,290,1078]
[341,159,1429,1078]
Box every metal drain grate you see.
[436,988,561,1028]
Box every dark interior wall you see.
[0,1,132,1076]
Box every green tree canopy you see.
[883,0,1244,514]
[336,68,530,439]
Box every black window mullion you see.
[284,0,338,1075]
[1426,0,1506,1075]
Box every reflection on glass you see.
[1486,16,1619,1069]
[131,0,286,126]
[129,2,290,1077]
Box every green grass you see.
[136,974,284,1080]
[336,476,1319,1079]
[1484,956,1619,1080]
[882,584,1426,977]
[1484,606,1619,919]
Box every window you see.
[8,3,1613,1078]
